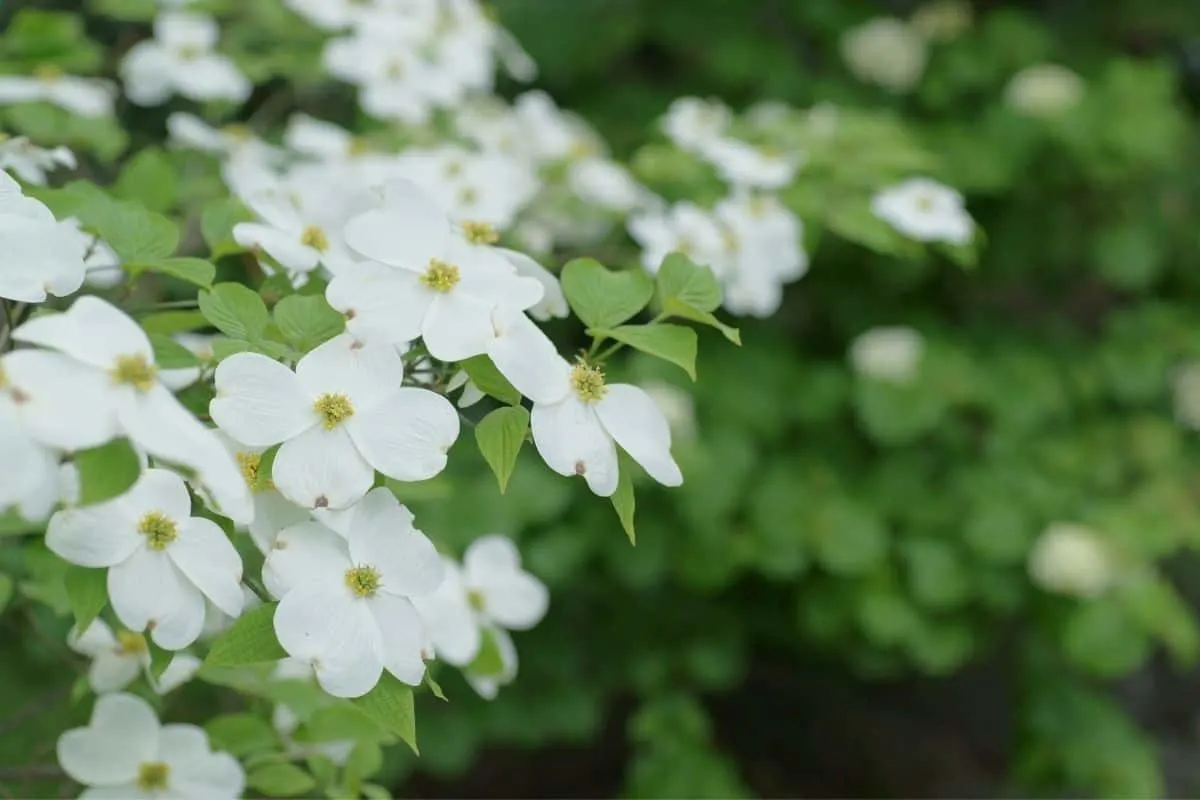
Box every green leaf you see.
[199,283,271,341]
[113,148,177,211]
[461,355,522,405]
[465,627,507,676]
[561,258,654,330]
[248,763,315,797]
[0,574,13,614]
[203,602,288,668]
[205,713,280,757]
[80,198,179,263]
[75,438,141,505]
[593,323,698,379]
[63,566,107,635]
[127,257,215,289]
[148,640,173,680]
[255,445,280,493]
[201,198,253,257]
[0,511,43,537]
[474,406,529,493]
[344,741,383,791]
[612,452,636,544]
[273,294,346,353]
[299,704,394,745]
[139,310,208,336]
[424,672,447,701]
[656,252,721,312]
[351,673,418,754]
[149,334,200,369]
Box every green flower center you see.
[915,193,936,212]
[136,762,170,792]
[345,565,381,598]
[462,220,499,246]
[116,630,148,655]
[111,354,158,393]
[138,512,178,551]
[467,589,486,612]
[313,393,354,430]
[421,259,461,293]
[570,361,608,403]
[176,44,202,61]
[300,224,328,252]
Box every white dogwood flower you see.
[0,169,87,303]
[0,135,76,185]
[265,488,444,698]
[57,693,244,799]
[849,326,925,383]
[0,68,115,117]
[871,178,974,245]
[489,313,683,496]
[121,13,251,105]
[14,296,253,523]
[213,432,308,552]
[211,333,459,510]
[701,137,800,190]
[840,17,928,93]
[67,619,201,695]
[331,179,543,358]
[661,97,731,153]
[1028,522,1115,599]
[46,468,245,650]
[628,201,731,278]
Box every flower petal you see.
[153,654,201,694]
[123,467,194,522]
[366,593,427,685]
[464,536,547,630]
[411,562,481,667]
[347,488,443,597]
[272,425,374,510]
[530,396,619,496]
[486,309,571,404]
[2,350,119,450]
[295,333,405,411]
[247,490,310,554]
[68,619,117,656]
[211,353,314,448]
[326,263,428,347]
[108,548,206,650]
[345,388,458,483]
[234,222,319,274]
[57,693,158,786]
[168,518,244,618]
[46,503,140,569]
[14,296,150,369]
[262,521,351,599]
[343,179,449,268]
[274,584,384,698]
[421,291,495,362]
[595,383,683,487]
[88,652,143,694]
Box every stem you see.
[0,302,27,352]
[133,299,200,313]
[245,578,272,603]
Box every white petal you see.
[14,296,151,370]
[68,619,117,656]
[326,263,428,347]
[211,353,314,447]
[0,216,86,303]
[295,333,405,411]
[46,504,140,568]
[343,179,450,267]
[235,222,320,274]
[487,310,572,404]
[272,425,373,510]
[346,488,443,597]
[122,468,193,522]
[274,584,383,698]
[57,693,158,785]
[2,351,119,450]
[464,536,548,630]
[115,383,210,469]
[88,652,143,694]
[595,384,683,487]
[168,518,244,617]
[108,548,206,650]
[498,248,568,320]
[172,750,244,799]
[411,563,480,667]
[247,490,310,553]
[530,397,620,496]
[421,292,496,361]
[80,785,152,799]
[366,593,426,685]
[262,521,350,599]
[175,55,251,103]
[153,654,202,694]
[345,388,458,483]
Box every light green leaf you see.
[149,334,200,369]
[0,511,42,537]
[75,438,141,505]
[656,251,721,312]
[248,763,315,797]
[201,198,253,257]
[592,323,697,379]
[91,0,159,20]
[139,310,208,336]
[561,258,654,330]
[210,338,255,362]
[203,602,288,668]
[273,294,345,353]
[80,198,179,263]
[344,741,384,791]
[465,627,506,676]
[63,566,107,635]
[205,713,280,757]
[424,672,447,701]
[474,406,529,493]
[351,673,418,754]
[199,283,271,341]
[461,355,522,405]
[127,257,215,289]
[113,148,177,211]
[612,452,636,544]
[299,704,394,745]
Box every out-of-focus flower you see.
[849,326,925,383]
[871,177,974,245]
[1028,522,1115,598]
[910,0,972,41]
[1005,64,1085,117]
[840,17,928,93]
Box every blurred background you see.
[7,0,1200,797]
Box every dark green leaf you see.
[149,334,200,369]
[127,257,215,289]
[351,673,418,754]
[205,713,280,757]
[656,251,721,312]
[138,310,208,336]
[113,148,177,211]
[63,566,107,635]
[273,294,345,353]
[199,283,270,341]
[612,451,636,544]
[201,198,253,257]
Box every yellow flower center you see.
[112,354,158,392]
[300,224,329,252]
[236,451,272,492]
[222,124,252,142]
[570,361,608,403]
[0,363,7,389]
[116,630,148,655]
[177,44,202,61]
[915,193,936,213]
[348,137,371,155]
[443,160,464,178]
[345,565,381,598]
[34,64,63,82]
[136,762,170,792]
[313,393,354,430]
[467,589,486,612]
[461,220,499,245]
[420,259,461,293]
[138,512,178,551]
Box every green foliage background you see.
[5,0,1200,797]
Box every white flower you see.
[496,248,568,321]
[121,13,251,105]
[910,0,972,41]
[0,68,115,117]
[628,201,732,278]
[489,313,683,496]
[1173,362,1200,430]
[46,468,245,650]
[213,431,309,552]
[640,381,696,441]
[284,0,378,30]
[57,693,244,798]
[661,97,731,153]
[166,113,273,161]
[413,535,547,669]
[700,137,800,190]
[840,17,928,93]
[13,296,253,523]
[849,326,924,383]
[1005,64,1084,117]
[385,146,539,230]
[1028,523,1115,598]
[53,217,123,289]
[283,113,367,161]
[264,488,444,698]
[0,169,86,302]
[567,158,645,212]
[155,653,202,694]
[715,193,808,317]
[871,178,973,245]
[0,135,75,185]
[211,333,459,510]
[67,619,201,695]
[511,90,600,162]
[331,180,543,358]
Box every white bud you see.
[1028,523,1114,598]
[849,326,924,383]
[840,17,928,94]
[1004,64,1084,117]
